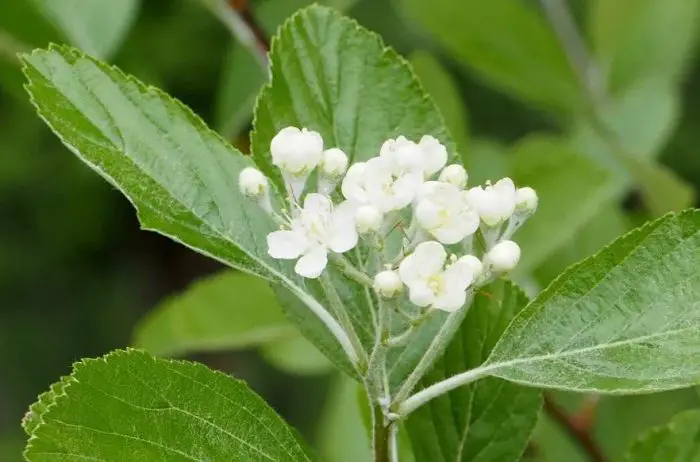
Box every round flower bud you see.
[270,126,323,175]
[485,240,521,272]
[438,164,468,189]
[515,187,538,213]
[373,270,403,299]
[355,205,383,234]
[239,167,268,198]
[320,148,348,178]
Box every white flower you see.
[466,177,517,226]
[355,205,383,234]
[418,135,448,177]
[267,193,358,278]
[270,126,324,199]
[515,186,538,213]
[398,241,477,312]
[320,148,348,178]
[373,270,403,299]
[485,240,521,272]
[379,136,425,173]
[438,164,468,189]
[239,167,268,198]
[414,181,480,244]
[342,156,422,213]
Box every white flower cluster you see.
[239,126,538,312]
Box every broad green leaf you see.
[589,0,700,92]
[626,410,700,461]
[409,50,470,157]
[24,349,312,461]
[21,45,356,376]
[261,335,333,375]
[462,138,508,185]
[133,271,292,357]
[22,376,71,436]
[29,0,139,58]
[511,135,615,273]
[533,205,630,285]
[399,0,581,112]
[406,281,542,462]
[481,209,700,393]
[251,4,454,186]
[316,376,372,462]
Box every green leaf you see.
[405,280,542,461]
[316,376,372,462]
[589,0,700,92]
[30,0,140,58]
[133,271,292,357]
[251,4,454,185]
[399,0,581,112]
[626,410,700,461]
[260,335,333,376]
[24,349,312,461]
[511,135,616,273]
[482,209,700,393]
[21,45,355,375]
[409,50,470,157]
[22,376,71,436]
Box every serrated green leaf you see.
[589,0,700,92]
[510,135,616,273]
[133,271,293,357]
[399,0,581,112]
[21,45,357,376]
[409,50,469,158]
[24,349,312,461]
[22,376,72,436]
[405,281,542,462]
[30,0,139,58]
[481,209,700,393]
[626,410,700,461]
[251,4,454,186]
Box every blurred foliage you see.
[2,0,700,460]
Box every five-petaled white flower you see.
[415,181,480,244]
[342,156,423,213]
[270,126,324,199]
[398,241,480,312]
[466,177,517,226]
[267,193,358,278]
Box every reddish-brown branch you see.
[544,394,606,462]
[227,0,270,54]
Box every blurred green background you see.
[2,0,700,460]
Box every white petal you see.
[430,225,466,245]
[399,241,446,286]
[390,171,422,210]
[408,282,435,307]
[329,202,359,253]
[270,126,301,164]
[432,289,466,312]
[341,162,369,203]
[267,230,307,259]
[415,199,442,231]
[457,207,480,237]
[295,246,328,278]
[443,257,476,292]
[303,193,333,217]
[419,135,448,177]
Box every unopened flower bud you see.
[355,205,383,234]
[438,164,468,189]
[270,126,323,198]
[373,270,403,298]
[320,148,348,178]
[239,167,268,198]
[515,187,538,213]
[485,240,521,272]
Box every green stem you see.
[372,404,390,462]
[330,253,374,287]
